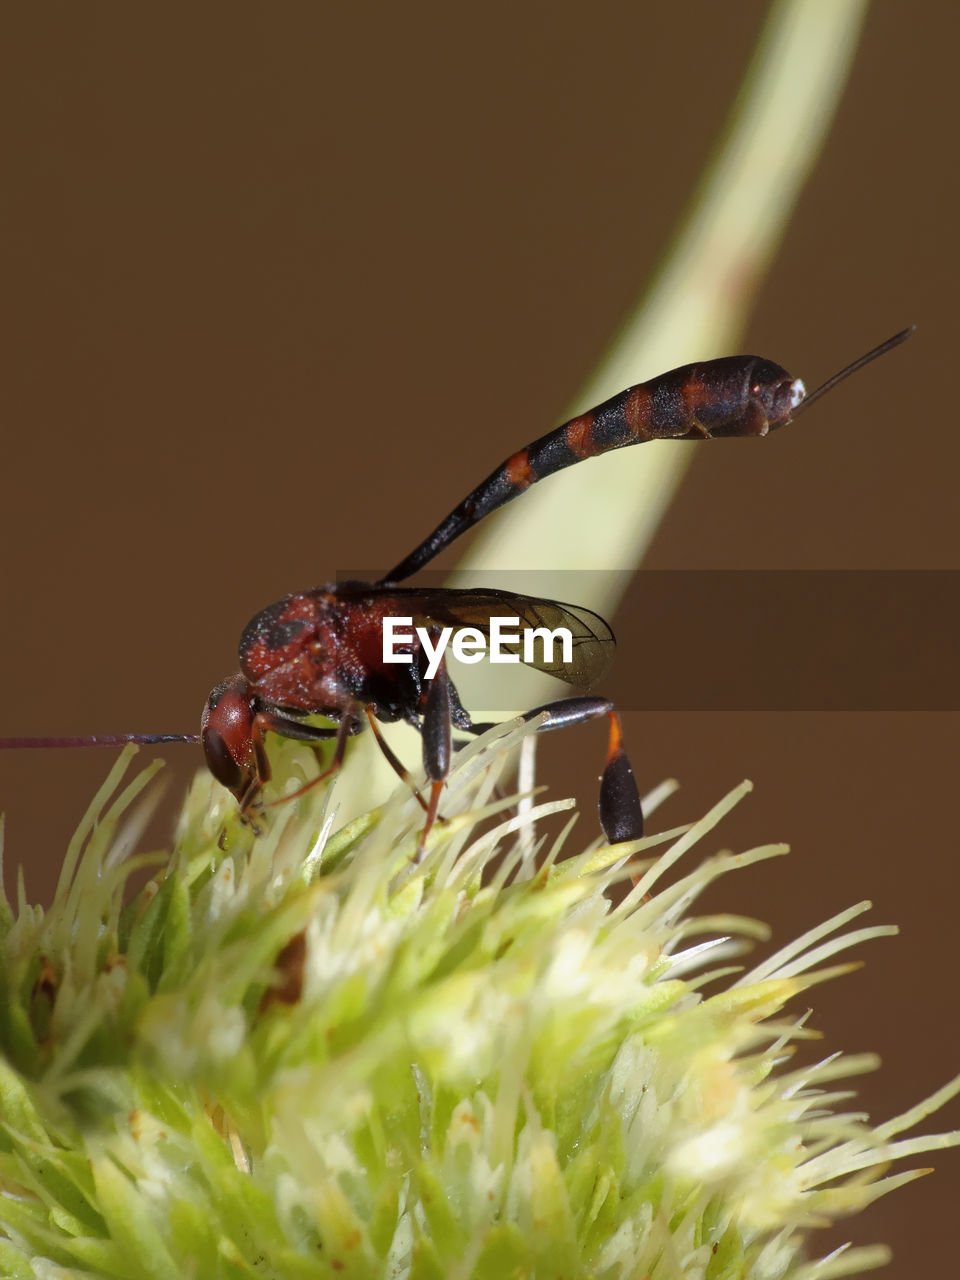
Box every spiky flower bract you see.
[0,726,956,1279]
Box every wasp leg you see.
[468,697,643,844]
[419,637,454,852]
[255,712,341,746]
[364,706,430,814]
[597,709,643,844]
[236,710,341,822]
[466,695,612,736]
[258,709,356,811]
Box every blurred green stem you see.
[458,0,870,619]
[344,0,871,811]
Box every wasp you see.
[2,329,912,847]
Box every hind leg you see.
[468,696,643,843]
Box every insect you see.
[2,328,913,848]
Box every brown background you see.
[0,3,956,1271]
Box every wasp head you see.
[200,674,262,810]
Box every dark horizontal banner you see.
[337,570,959,712]
[608,570,958,712]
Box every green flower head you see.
[0,726,955,1279]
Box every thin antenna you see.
[792,325,916,420]
[0,734,200,749]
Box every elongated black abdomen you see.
[380,353,803,585]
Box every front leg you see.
[235,710,339,821]
[253,708,356,815]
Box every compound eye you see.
[201,726,244,793]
